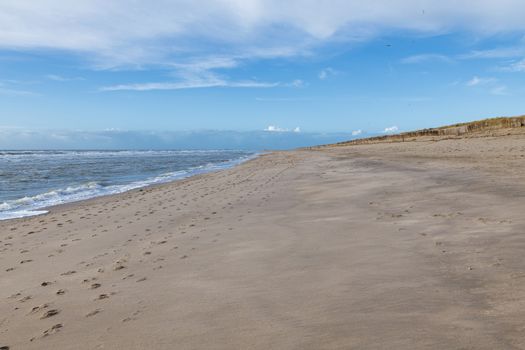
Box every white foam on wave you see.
[0,149,234,160]
[0,210,49,220]
[0,153,257,221]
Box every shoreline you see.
[2,135,525,349]
[40,152,265,216]
[0,152,262,223]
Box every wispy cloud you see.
[99,51,306,91]
[459,46,525,60]
[0,87,37,96]
[464,76,508,95]
[287,79,306,88]
[400,54,453,64]
[255,97,309,102]
[101,79,283,91]
[3,1,525,69]
[318,67,337,80]
[490,85,508,95]
[351,129,362,136]
[0,81,38,96]
[498,58,525,72]
[466,76,496,86]
[46,74,84,82]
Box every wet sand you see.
[2,132,525,349]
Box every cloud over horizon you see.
[264,125,301,133]
[383,126,399,133]
[0,128,365,150]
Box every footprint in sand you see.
[85,309,102,317]
[19,295,32,303]
[42,323,63,337]
[30,304,49,314]
[8,292,22,299]
[41,309,60,319]
[95,294,109,300]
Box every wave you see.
[0,153,257,220]
[0,149,245,159]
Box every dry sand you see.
[2,132,525,349]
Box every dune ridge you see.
[329,115,525,146]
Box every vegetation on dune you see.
[333,115,525,146]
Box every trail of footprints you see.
[0,154,296,346]
[369,182,516,274]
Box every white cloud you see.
[351,129,362,136]
[287,79,305,87]
[101,79,279,91]
[318,67,337,80]
[400,54,453,64]
[4,1,525,94]
[46,74,84,82]
[500,58,525,72]
[0,88,36,96]
[490,85,508,95]
[466,76,482,86]
[464,76,509,95]
[466,76,496,86]
[46,74,68,81]
[2,1,525,69]
[100,53,304,91]
[113,56,279,91]
[264,125,301,133]
[265,125,285,132]
[459,46,525,60]
[0,81,37,96]
[255,97,308,101]
[383,126,399,133]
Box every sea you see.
[0,150,256,220]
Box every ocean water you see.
[0,150,256,220]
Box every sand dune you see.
[2,130,525,349]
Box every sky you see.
[1,0,525,149]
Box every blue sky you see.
[1,1,525,148]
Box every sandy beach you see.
[2,130,525,349]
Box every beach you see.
[2,131,525,349]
